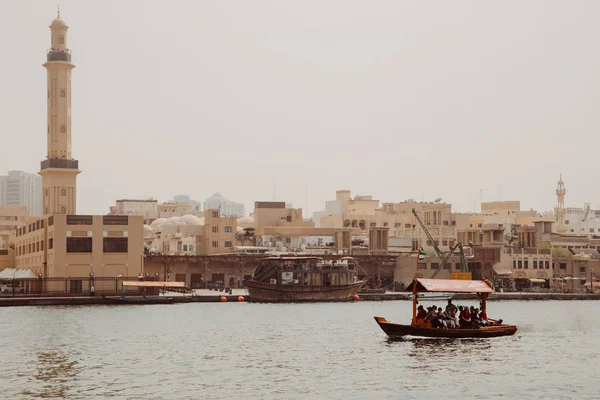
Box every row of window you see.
[211,226,233,233]
[66,237,128,253]
[211,241,233,248]
[513,260,551,269]
[417,263,463,270]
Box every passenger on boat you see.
[471,307,482,328]
[436,308,448,329]
[425,306,441,327]
[478,308,489,326]
[459,306,471,328]
[443,309,457,329]
[445,299,457,315]
[416,305,426,320]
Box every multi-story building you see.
[108,199,203,224]
[148,209,236,255]
[0,205,29,249]
[203,192,245,217]
[173,195,200,210]
[0,171,43,217]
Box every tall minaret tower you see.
[554,175,567,233]
[39,8,80,215]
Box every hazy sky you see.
[1,1,599,216]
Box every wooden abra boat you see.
[374,278,517,339]
[247,256,366,302]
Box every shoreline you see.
[1,291,600,307]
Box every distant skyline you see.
[1,1,599,216]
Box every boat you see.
[247,256,366,302]
[374,278,517,339]
[104,280,189,305]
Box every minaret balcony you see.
[47,49,71,62]
[41,158,79,170]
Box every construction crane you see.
[412,208,468,278]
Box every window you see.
[60,90,66,97]
[533,260,538,269]
[103,237,128,253]
[405,224,412,228]
[224,226,232,233]
[69,280,82,294]
[212,241,218,248]
[61,206,67,214]
[455,263,461,270]
[513,260,516,269]
[524,260,529,269]
[212,226,218,233]
[591,229,595,233]
[60,125,66,133]
[478,223,482,228]
[394,223,401,228]
[545,261,550,269]
[430,263,439,271]
[49,238,53,249]
[59,36,64,45]
[580,266,586,273]
[225,241,232,248]
[565,220,569,225]
[61,188,66,196]
[517,260,522,269]
[183,245,188,251]
[417,263,427,270]
[212,211,219,218]
[66,237,92,253]
[103,215,128,225]
[560,263,567,270]
[442,240,448,246]
[443,221,448,226]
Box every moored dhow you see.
[247,256,366,302]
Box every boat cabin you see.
[251,256,360,288]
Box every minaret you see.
[39,8,80,215]
[554,175,567,233]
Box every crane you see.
[412,208,468,278]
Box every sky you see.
[1,1,599,217]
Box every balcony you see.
[40,158,79,170]
[47,49,71,62]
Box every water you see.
[1,300,599,399]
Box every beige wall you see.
[0,205,28,249]
[14,214,143,278]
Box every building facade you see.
[0,171,42,217]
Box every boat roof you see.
[122,281,186,288]
[406,278,493,294]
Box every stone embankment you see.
[0,292,599,307]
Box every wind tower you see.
[554,175,567,233]
[39,8,80,215]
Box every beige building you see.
[15,214,143,278]
[0,205,28,250]
[147,209,237,256]
[109,199,203,224]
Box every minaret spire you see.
[57,4,60,17]
[555,175,567,233]
[40,10,80,216]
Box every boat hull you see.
[374,317,517,339]
[104,296,176,304]
[247,280,365,303]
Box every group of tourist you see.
[416,300,502,329]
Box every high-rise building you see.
[39,9,80,216]
[0,171,42,216]
[204,192,245,217]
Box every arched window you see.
[60,206,66,214]
[59,36,64,45]
[61,188,66,196]
[60,90,66,97]
[60,125,66,133]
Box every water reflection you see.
[23,348,80,399]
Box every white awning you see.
[0,268,37,279]
[529,278,546,283]
[494,269,513,276]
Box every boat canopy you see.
[406,278,493,294]
[122,281,186,288]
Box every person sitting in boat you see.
[444,309,458,329]
[436,308,448,329]
[459,306,471,328]
[416,305,426,320]
[425,306,441,327]
[471,307,482,328]
[445,299,458,316]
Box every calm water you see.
[0,300,599,400]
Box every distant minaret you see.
[39,8,80,215]
[554,175,567,233]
